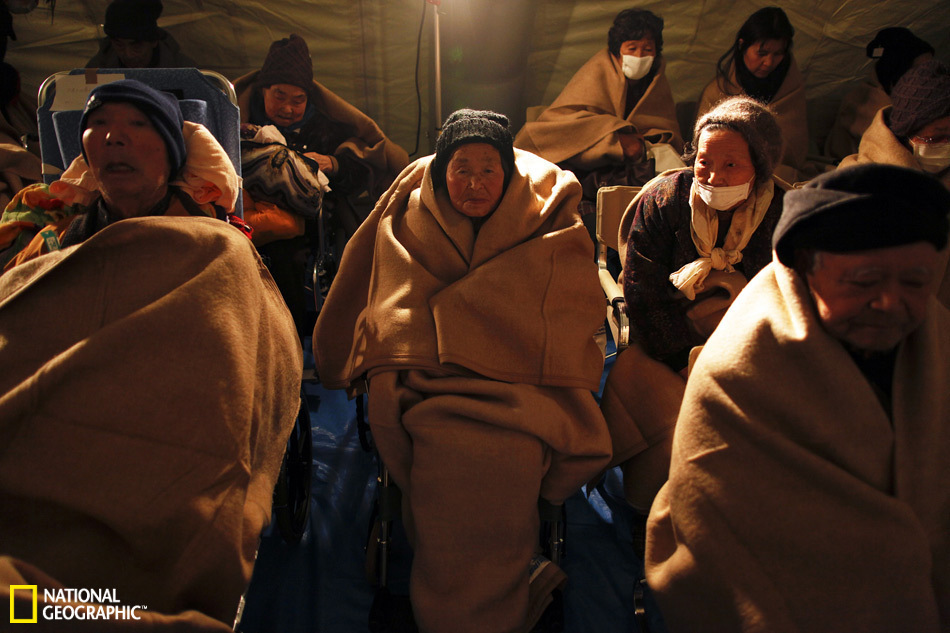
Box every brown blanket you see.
[514,49,682,169]
[0,216,302,628]
[697,57,808,180]
[314,149,606,393]
[646,260,950,632]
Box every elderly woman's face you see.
[82,101,171,215]
[912,115,950,143]
[619,37,656,58]
[741,38,786,78]
[805,242,941,352]
[262,83,308,127]
[445,143,505,218]
[694,128,756,190]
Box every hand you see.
[304,151,335,174]
[618,132,644,162]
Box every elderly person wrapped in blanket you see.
[600,96,785,512]
[314,109,611,633]
[839,59,950,308]
[0,79,242,271]
[514,8,683,224]
[697,7,806,183]
[646,164,950,633]
[235,34,409,335]
[0,78,301,631]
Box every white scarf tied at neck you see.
[669,178,773,300]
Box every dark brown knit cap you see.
[257,34,313,92]
[888,60,950,138]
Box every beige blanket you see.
[697,57,808,179]
[823,75,891,161]
[0,216,302,627]
[646,260,950,633]
[514,49,682,169]
[235,71,409,193]
[314,149,605,393]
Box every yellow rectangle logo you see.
[9,584,37,623]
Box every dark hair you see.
[608,8,664,57]
[866,27,934,95]
[715,7,794,83]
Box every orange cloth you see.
[0,216,302,627]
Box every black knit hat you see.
[432,109,515,191]
[866,27,934,95]
[104,0,162,41]
[773,164,950,266]
[257,34,313,93]
[888,60,950,139]
[80,79,186,177]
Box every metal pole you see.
[429,0,442,134]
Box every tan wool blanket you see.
[646,260,950,633]
[0,216,302,628]
[514,49,682,169]
[235,71,409,192]
[697,57,808,179]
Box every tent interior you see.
[4,1,950,632]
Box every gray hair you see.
[684,96,784,183]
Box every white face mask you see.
[695,178,753,211]
[910,137,950,173]
[621,55,654,81]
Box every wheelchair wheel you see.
[273,394,313,544]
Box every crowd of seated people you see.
[0,4,948,633]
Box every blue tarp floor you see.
[237,339,647,633]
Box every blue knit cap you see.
[80,79,186,177]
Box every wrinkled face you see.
[911,115,950,144]
[82,101,171,216]
[262,83,308,127]
[619,37,656,58]
[110,37,158,68]
[741,38,787,79]
[445,143,506,219]
[805,242,941,352]
[694,128,756,188]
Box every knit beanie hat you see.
[104,0,162,41]
[692,96,783,183]
[80,79,186,177]
[257,34,313,92]
[866,27,934,95]
[773,164,950,267]
[888,60,950,138]
[432,109,515,191]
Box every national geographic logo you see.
[8,585,147,624]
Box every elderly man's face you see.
[805,242,942,352]
[262,84,308,127]
[82,101,171,218]
[445,143,505,218]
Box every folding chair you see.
[595,185,641,356]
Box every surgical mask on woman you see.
[622,55,654,81]
[910,137,950,173]
[695,178,753,211]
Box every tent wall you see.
[6,1,950,160]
